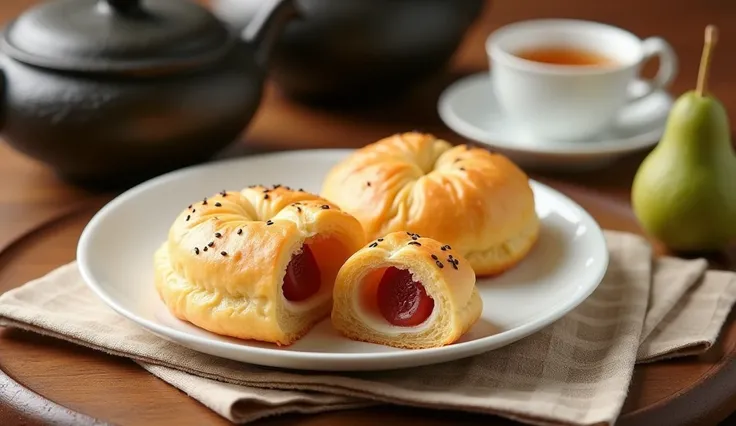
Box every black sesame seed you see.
[369,242,378,248]
[188,204,192,209]
[448,254,454,259]
[264,194,270,200]
[367,182,372,187]
[192,209,196,213]
[454,158,460,163]
[285,186,292,191]
[298,188,304,192]
[266,220,273,225]
[297,206,302,213]
[263,189,269,193]
[408,241,421,246]
[215,202,222,207]
[273,184,281,189]
[203,198,208,205]
[441,246,447,251]
[208,241,214,247]
[215,232,222,238]
[436,261,444,268]
[406,232,413,236]
[203,246,208,252]
[185,215,190,221]
[221,251,227,256]
[321,205,330,209]
[459,167,465,171]
[214,216,219,220]
[377,238,384,242]
[452,263,458,270]
[446,245,452,250]
[194,247,199,255]
[220,190,227,197]
[411,235,418,240]
[237,228,242,235]
[431,254,438,260]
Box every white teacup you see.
[487,19,678,141]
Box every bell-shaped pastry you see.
[321,131,540,276]
[332,231,482,349]
[154,185,365,346]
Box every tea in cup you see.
[487,19,678,141]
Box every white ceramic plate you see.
[77,149,609,371]
[438,72,673,171]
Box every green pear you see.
[632,25,736,252]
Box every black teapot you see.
[0,0,297,189]
[213,0,485,105]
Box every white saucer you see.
[438,72,673,171]
[77,150,608,371]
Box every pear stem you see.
[696,25,718,97]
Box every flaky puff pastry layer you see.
[321,132,540,276]
[332,231,482,349]
[154,185,365,346]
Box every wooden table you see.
[2,0,736,425]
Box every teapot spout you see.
[241,0,299,69]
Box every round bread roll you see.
[321,132,539,276]
[332,231,482,349]
[154,185,365,346]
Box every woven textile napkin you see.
[1,230,735,426]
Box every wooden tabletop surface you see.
[2,0,736,425]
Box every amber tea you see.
[514,46,617,67]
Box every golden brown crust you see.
[154,185,365,346]
[321,132,539,276]
[331,231,482,349]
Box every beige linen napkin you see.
[1,230,736,426]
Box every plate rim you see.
[437,72,670,156]
[76,149,609,368]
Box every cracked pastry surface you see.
[331,231,482,349]
[320,132,540,276]
[154,185,365,346]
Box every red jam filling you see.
[282,245,321,302]
[376,267,434,327]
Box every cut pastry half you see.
[332,231,483,349]
[154,185,365,346]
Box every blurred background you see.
[0,0,732,197]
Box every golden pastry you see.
[154,185,365,346]
[331,231,482,349]
[321,131,539,276]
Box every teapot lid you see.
[1,0,234,74]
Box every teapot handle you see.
[100,0,143,15]
[241,0,300,69]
